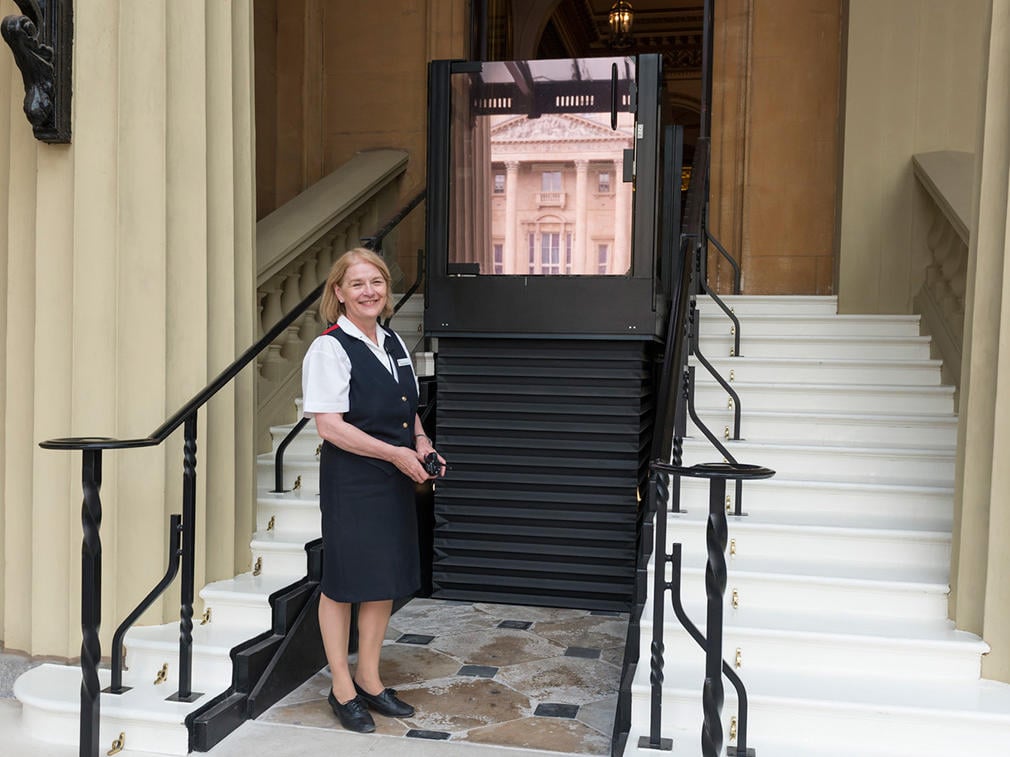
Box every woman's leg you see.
[318,594,356,702]
[353,599,393,693]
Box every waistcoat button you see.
[402,422,408,428]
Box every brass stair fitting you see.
[730,716,738,743]
[200,608,212,625]
[253,556,263,576]
[154,663,168,685]
[266,515,275,531]
[107,732,126,756]
[729,538,737,556]
[735,647,743,668]
[292,475,302,491]
[731,589,739,609]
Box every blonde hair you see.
[320,248,394,324]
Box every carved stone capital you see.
[1,0,72,143]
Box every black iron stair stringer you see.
[185,539,327,752]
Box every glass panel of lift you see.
[425,54,666,339]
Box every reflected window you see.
[565,233,573,274]
[493,243,504,273]
[541,171,562,192]
[527,233,536,274]
[541,233,561,274]
[597,243,609,274]
[494,173,505,194]
[598,172,611,193]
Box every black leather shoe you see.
[353,680,415,718]
[328,690,375,733]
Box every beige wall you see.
[254,0,467,284]
[710,0,843,295]
[0,1,256,658]
[838,0,987,313]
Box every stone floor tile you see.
[430,628,564,666]
[473,602,589,623]
[270,670,331,708]
[600,644,626,667]
[532,615,629,650]
[397,676,531,734]
[259,696,409,736]
[463,715,611,754]
[495,656,622,705]
[389,599,502,636]
[377,643,462,688]
[576,695,619,737]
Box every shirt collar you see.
[337,315,387,348]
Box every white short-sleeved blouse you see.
[301,315,417,417]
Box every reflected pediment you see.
[491,113,633,144]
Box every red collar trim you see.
[321,323,341,336]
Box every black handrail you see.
[40,189,426,757]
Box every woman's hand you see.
[390,445,430,483]
[414,437,446,478]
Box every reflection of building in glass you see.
[490,112,634,275]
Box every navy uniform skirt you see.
[318,442,420,602]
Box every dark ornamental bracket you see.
[1,0,72,143]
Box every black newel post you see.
[170,413,201,702]
[79,449,103,757]
[701,476,729,757]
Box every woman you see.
[301,247,444,732]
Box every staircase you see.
[12,298,427,756]
[625,294,1010,756]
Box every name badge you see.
[397,357,412,367]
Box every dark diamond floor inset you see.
[564,646,602,659]
[457,664,499,678]
[534,702,580,718]
[497,619,533,630]
[397,633,436,645]
[406,729,451,740]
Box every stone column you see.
[504,161,519,273]
[0,0,256,657]
[951,0,1010,683]
[574,159,589,273]
[614,158,631,275]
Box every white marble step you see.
[256,490,321,534]
[257,457,321,495]
[267,422,321,458]
[652,557,950,619]
[665,516,950,574]
[122,622,259,692]
[249,529,317,577]
[628,661,1010,756]
[199,572,300,629]
[680,438,954,486]
[15,664,202,755]
[690,355,943,385]
[697,333,932,359]
[693,380,955,414]
[695,313,921,338]
[638,600,986,681]
[674,479,952,531]
[696,294,839,317]
[680,473,953,530]
[687,407,958,447]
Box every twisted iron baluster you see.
[170,414,201,702]
[701,477,729,757]
[80,449,103,757]
[641,469,673,751]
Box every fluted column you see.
[574,159,589,273]
[614,159,631,275]
[0,0,256,657]
[504,161,519,273]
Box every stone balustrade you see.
[912,151,972,395]
[255,150,409,451]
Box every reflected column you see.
[614,158,631,274]
[504,161,519,273]
[574,159,589,274]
